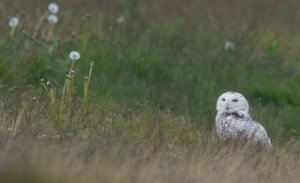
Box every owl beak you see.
[226,106,229,110]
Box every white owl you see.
[215,92,272,148]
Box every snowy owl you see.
[215,92,272,148]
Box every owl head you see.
[216,92,249,117]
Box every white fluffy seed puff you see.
[48,3,59,14]
[69,51,80,60]
[47,14,58,25]
[9,17,19,28]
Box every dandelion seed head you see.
[51,134,60,138]
[47,14,58,25]
[71,32,77,37]
[85,13,91,18]
[224,41,236,51]
[69,51,80,60]
[38,134,47,139]
[40,78,45,82]
[7,127,13,132]
[48,2,59,14]
[116,15,125,24]
[84,76,88,80]
[46,80,55,87]
[9,17,19,28]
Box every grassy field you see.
[1,0,300,182]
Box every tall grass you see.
[40,52,94,132]
[0,89,299,182]
[1,132,300,183]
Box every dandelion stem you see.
[34,11,48,38]
[46,25,54,42]
[83,62,94,127]
[10,28,16,39]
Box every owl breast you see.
[216,113,254,140]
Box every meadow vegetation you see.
[1,0,300,182]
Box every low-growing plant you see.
[41,51,94,132]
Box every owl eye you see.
[232,99,238,102]
[222,98,225,102]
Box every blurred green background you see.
[1,0,300,138]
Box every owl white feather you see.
[215,92,272,148]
